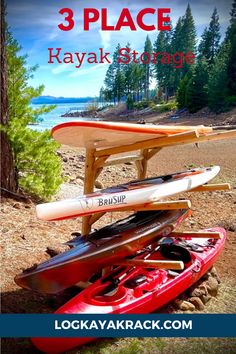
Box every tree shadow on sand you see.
[1,286,81,353]
[1,286,172,354]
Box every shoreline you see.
[61,106,236,127]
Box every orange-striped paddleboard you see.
[52,121,212,149]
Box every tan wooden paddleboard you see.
[52,121,212,148]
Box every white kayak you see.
[36,166,220,221]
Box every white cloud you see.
[69,61,110,77]
[51,63,74,74]
[99,30,111,50]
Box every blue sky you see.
[7,0,232,98]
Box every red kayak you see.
[15,209,190,294]
[32,227,226,353]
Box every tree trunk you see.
[146,70,150,101]
[164,87,169,103]
[145,67,150,101]
[144,71,147,100]
[0,0,18,193]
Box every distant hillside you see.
[31,96,95,104]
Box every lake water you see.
[30,103,98,131]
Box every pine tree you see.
[0,0,18,194]
[171,6,196,90]
[225,0,236,98]
[181,4,196,75]
[154,31,166,72]
[154,29,174,101]
[185,59,209,113]
[198,27,209,55]
[6,31,63,199]
[104,64,116,103]
[99,87,104,104]
[143,36,152,100]
[114,69,125,103]
[171,17,185,92]
[232,0,236,17]
[113,44,125,103]
[198,8,221,65]
[104,44,126,103]
[176,72,191,108]
[123,42,133,96]
[208,44,230,112]
[126,94,134,110]
[132,63,145,101]
[172,17,185,54]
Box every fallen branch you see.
[0,187,31,202]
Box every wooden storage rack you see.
[81,129,236,235]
